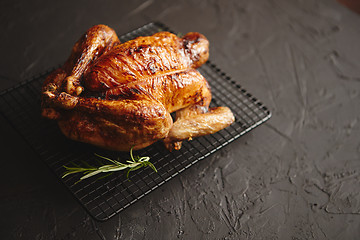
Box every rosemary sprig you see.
[62,147,157,182]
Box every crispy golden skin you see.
[41,24,234,151]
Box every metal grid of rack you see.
[0,22,271,221]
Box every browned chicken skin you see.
[41,24,235,151]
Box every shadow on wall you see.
[338,0,360,14]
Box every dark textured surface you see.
[1,0,360,239]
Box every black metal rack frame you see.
[0,22,271,221]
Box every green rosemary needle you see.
[62,147,157,182]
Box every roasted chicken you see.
[41,24,235,151]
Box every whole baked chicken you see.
[41,25,235,151]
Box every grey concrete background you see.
[1,0,360,239]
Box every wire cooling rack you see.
[0,22,271,221]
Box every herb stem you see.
[62,147,156,182]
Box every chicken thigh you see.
[41,24,235,151]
